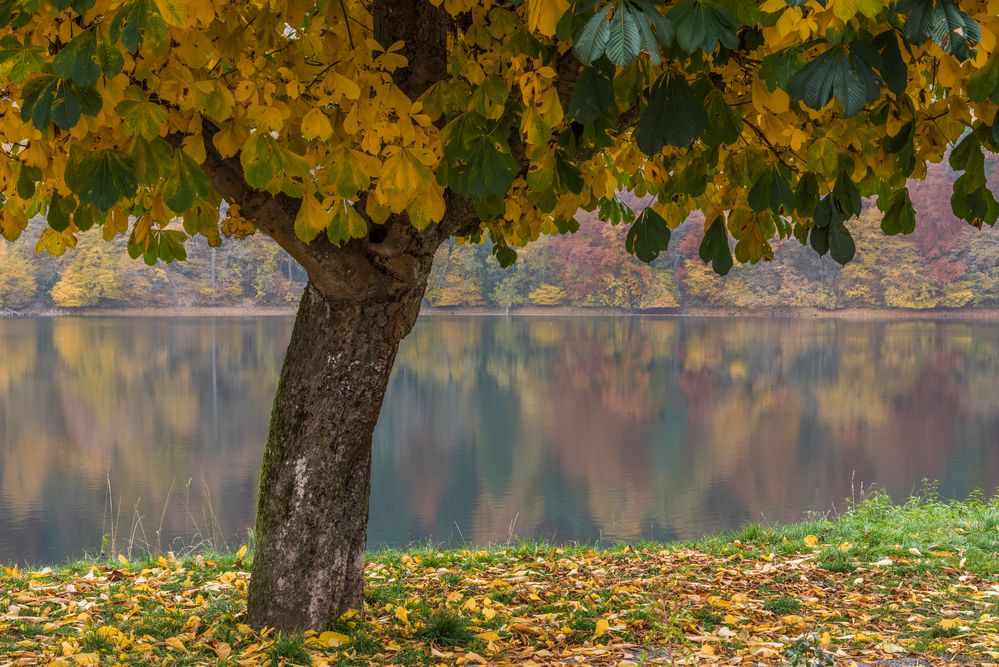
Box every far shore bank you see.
[3,304,999,321]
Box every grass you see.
[413,612,477,648]
[1,491,997,666]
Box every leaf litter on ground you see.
[1,492,997,666]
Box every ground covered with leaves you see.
[2,494,998,666]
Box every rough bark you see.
[246,237,437,630]
[210,0,479,632]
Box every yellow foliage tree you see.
[528,283,568,305]
[1,0,997,630]
[0,244,37,309]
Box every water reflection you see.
[0,316,996,564]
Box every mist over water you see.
[1,315,997,564]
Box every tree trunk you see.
[247,249,434,631]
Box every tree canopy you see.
[1,0,996,275]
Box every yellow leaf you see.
[394,605,410,625]
[235,545,248,559]
[379,148,433,212]
[318,630,350,647]
[75,654,100,666]
[165,637,186,652]
[592,618,609,640]
[212,122,249,159]
[804,534,819,547]
[938,618,961,629]
[331,72,361,101]
[407,187,445,230]
[296,194,333,237]
[525,0,569,37]
[520,106,552,146]
[301,108,333,142]
[117,553,130,566]
[152,0,188,26]
[182,134,206,164]
[475,631,501,641]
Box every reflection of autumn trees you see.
[0,318,288,562]
[2,317,997,562]
[387,318,999,544]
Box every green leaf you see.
[574,6,612,66]
[0,35,46,83]
[15,164,41,200]
[117,87,169,140]
[47,193,76,232]
[554,151,584,194]
[51,0,97,13]
[899,0,981,60]
[462,136,518,199]
[626,208,671,262]
[110,0,167,52]
[872,31,906,96]
[164,150,212,213]
[130,136,173,185]
[597,196,635,225]
[668,0,739,54]
[759,48,806,90]
[885,120,916,176]
[785,42,882,117]
[606,2,643,66]
[794,172,820,219]
[50,84,83,129]
[880,188,916,235]
[72,204,106,231]
[20,74,59,130]
[831,170,862,219]
[828,218,855,264]
[21,75,103,130]
[493,244,517,268]
[809,223,829,256]
[635,72,708,155]
[157,229,188,263]
[967,52,999,103]
[699,216,733,275]
[240,132,279,190]
[568,69,615,125]
[67,149,139,210]
[703,88,742,147]
[96,40,125,78]
[748,164,795,214]
[51,29,100,88]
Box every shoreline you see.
[3,304,998,321]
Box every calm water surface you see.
[1,316,997,564]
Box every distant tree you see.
[0,244,37,309]
[49,238,122,307]
[528,283,568,306]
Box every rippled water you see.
[1,315,997,564]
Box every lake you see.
[1,315,997,564]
